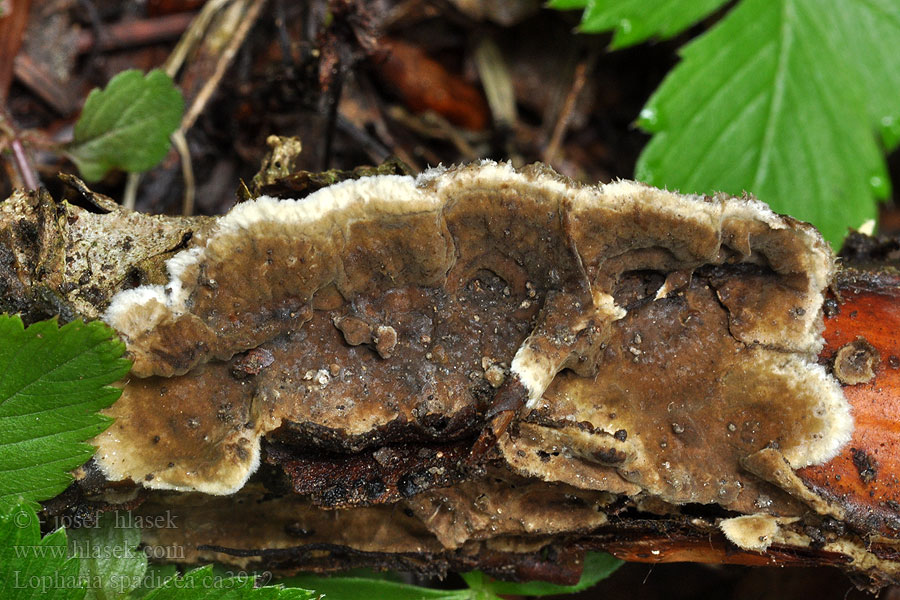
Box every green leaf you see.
[278,574,471,600]
[634,0,899,245]
[548,0,730,47]
[0,502,85,600]
[130,565,179,599]
[546,0,587,7]
[285,554,622,600]
[141,565,314,600]
[67,511,148,600]
[552,0,900,244]
[824,0,900,151]
[0,315,131,511]
[68,69,183,181]
[462,552,622,597]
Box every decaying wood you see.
[2,163,900,592]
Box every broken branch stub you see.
[13,162,900,588]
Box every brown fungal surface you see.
[133,478,605,581]
[97,162,847,500]
[499,271,846,511]
[42,161,900,586]
[9,163,900,587]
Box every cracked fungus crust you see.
[97,161,850,498]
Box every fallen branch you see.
[2,162,899,592]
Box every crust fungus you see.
[720,513,797,552]
[96,161,849,516]
[133,476,612,574]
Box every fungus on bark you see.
[96,161,849,507]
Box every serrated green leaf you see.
[462,552,622,597]
[67,69,183,181]
[67,512,147,600]
[824,0,900,151]
[0,502,85,600]
[141,565,314,600]
[278,574,472,600]
[0,315,131,511]
[130,564,179,599]
[634,0,899,245]
[549,0,730,47]
[546,0,588,8]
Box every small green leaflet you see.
[462,552,623,597]
[130,565,178,599]
[0,502,84,600]
[0,315,130,511]
[548,0,729,48]
[67,512,148,600]
[549,0,900,245]
[140,566,312,600]
[279,553,622,599]
[278,574,471,600]
[68,69,184,181]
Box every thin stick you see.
[473,38,516,129]
[123,172,140,210]
[156,0,260,213]
[543,52,595,166]
[180,0,268,132]
[320,75,343,171]
[10,138,38,189]
[171,130,195,216]
[76,12,197,54]
[164,0,233,78]
[335,115,391,164]
[0,105,40,189]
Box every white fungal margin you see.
[720,514,797,552]
[777,359,854,469]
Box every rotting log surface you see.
[2,170,900,592]
[800,267,900,535]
